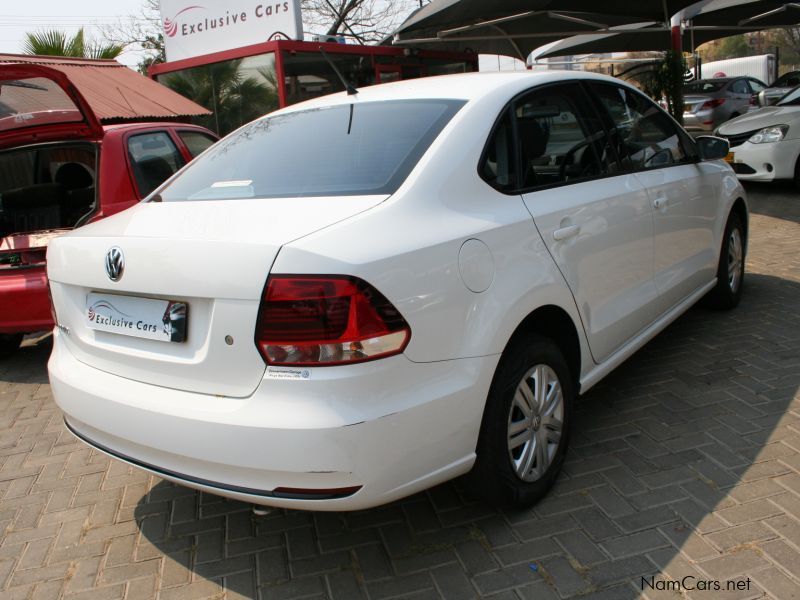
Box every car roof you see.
[102,122,211,133]
[271,71,636,115]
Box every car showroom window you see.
[480,108,517,192]
[158,100,465,201]
[589,82,693,171]
[513,83,610,191]
[127,132,185,197]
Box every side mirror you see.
[696,135,729,161]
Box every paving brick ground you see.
[0,182,798,599]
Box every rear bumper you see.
[683,110,717,133]
[0,266,53,334]
[49,330,499,510]
[728,138,800,182]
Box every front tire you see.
[0,334,23,359]
[705,212,745,310]
[469,335,574,508]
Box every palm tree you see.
[23,28,124,60]
[162,60,279,135]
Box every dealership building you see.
[149,0,476,135]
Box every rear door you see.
[729,78,752,117]
[518,82,658,363]
[0,64,102,149]
[588,82,719,316]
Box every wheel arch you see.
[731,196,749,251]
[502,305,582,387]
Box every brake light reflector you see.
[255,275,410,366]
[701,98,726,109]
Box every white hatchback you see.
[48,72,747,511]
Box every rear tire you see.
[469,335,574,508]
[0,334,23,359]
[794,155,800,190]
[705,212,745,310]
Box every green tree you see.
[23,28,124,59]
[161,60,278,135]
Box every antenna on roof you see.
[319,46,358,95]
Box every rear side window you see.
[128,132,185,197]
[480,109,516,192]
[178,130,216,158]
[158,99,465,201]
[590,83,694,171]
[731,79,749,94]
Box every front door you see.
[517,83,658,364]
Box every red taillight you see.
[255,275,410,366]
[701,98,725,109]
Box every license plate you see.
[724,152,735,163]
[86,292,187,343]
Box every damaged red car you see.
[0,63,216,356]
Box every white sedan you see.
[48,71,746,511]
[717,85,800,186]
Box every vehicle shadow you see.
[744,181,800,224]
[0,332,52,385]
[133,272,799,599]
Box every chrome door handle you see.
[553,224,580,241]
[653,196,666,209]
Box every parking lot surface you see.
[0,183,798,599]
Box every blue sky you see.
[1,0,146,67]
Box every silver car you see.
[758,71,800,106]
[683,77,765,133]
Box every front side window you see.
[127,132,185,198]
[514,83,612,190]
[590,83,693,171]
[158,99,464,201]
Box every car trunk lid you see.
[0,64,103,149]
[47,196,386,397]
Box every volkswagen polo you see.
[48,72,746,510]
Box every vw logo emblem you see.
[105,247,124,281]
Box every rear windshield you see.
[684,80,727,93]
[157,99,465,200]
[0,76,83,133]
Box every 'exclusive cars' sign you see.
[159,0,303,61]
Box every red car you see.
[0,64,217,357]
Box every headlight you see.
[748,125,789,144]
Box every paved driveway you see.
[0,183,798,600]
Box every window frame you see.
[478,80,629,196]
[477,79,701,197]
